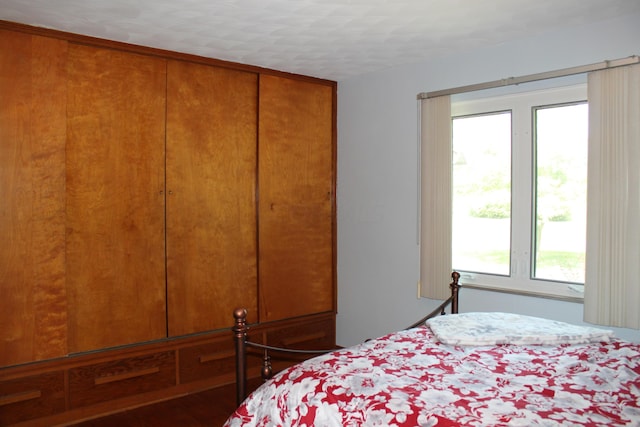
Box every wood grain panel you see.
[0,29,68,366]
[166,60,258,335]
[258,75,334,321]
[66,44,167,352]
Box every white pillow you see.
[426,312,614,346]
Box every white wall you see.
[336,13,640,346]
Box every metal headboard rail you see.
[246,341,339,354]
[405,272,460,329]
[232,271,461,407]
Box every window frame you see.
[451,84,587,301]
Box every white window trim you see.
[451,84,587,301]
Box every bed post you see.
[450,271,461,314]
[233,308,248,407]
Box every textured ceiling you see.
[1,0,638,81]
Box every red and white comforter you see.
[224,321,640,426]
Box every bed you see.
[224,273,640,426]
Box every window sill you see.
[461,281,584,303]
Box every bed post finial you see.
[261,350,273,381]
[233,308,248,407]
[450,271,460,314]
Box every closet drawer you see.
[68,351,176,408]
[179,340,235,384]
[265,315,336,370]
[0,371,65,425]
[179,335,264,384]
[266,316,335,350]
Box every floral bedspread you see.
[224,324,640,426]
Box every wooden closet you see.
[165,60,259,336]
[0,28,68,367]
[258,75,334,322]
[0,21,335,426]
[65,44,168,353]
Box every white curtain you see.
[584,63,640,329]
[419,95,452,299]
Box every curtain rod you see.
[417,55,639,100]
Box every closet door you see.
[258,75,335,322]
[0,30,68,366]
[166,61,258,336]
[66,45,167,353]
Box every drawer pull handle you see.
[94,367,160,385]
[0,390,42,406]
[282,332,327,347]
[199,350,235,364]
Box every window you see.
[451,85,587,299]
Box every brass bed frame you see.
[232,271,461,406]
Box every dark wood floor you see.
[70,379,262,427]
